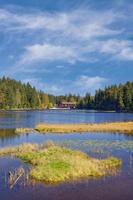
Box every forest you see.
[0,77,132,112]
[0,77,51,110]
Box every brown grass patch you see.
[35,121,133,134]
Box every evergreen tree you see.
[0,77,132,112]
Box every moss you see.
[0,143,121,184]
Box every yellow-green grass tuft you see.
[0,143,121,184]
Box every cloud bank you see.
[0,5,132,94]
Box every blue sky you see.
[0,0,133,95]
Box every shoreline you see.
[0,109,133,113]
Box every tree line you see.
[0,77,132,112]
[0,77,52,109]
[56,82,133,112]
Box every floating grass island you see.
[0,143,121,184]
[34,121,133,134]
[15,128,34,134]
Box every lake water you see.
[0,110,133,200]
[0,109,133,128]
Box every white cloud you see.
[44,85,63,94]
[75,75,107,94]
[0,8,120,38]
[100,39,133,61]
[118,47,133,61]
[22,78,63,95]
[20,43,81,64]
[19,38,133,66]
[21,75,107,95]
[0,6,132,79]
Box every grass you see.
[35,121,133,134]
[0,143,121,184]
[84,140,133,151]
[15,128,33,134]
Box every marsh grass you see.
[0,143,121,184]
[15,128,33,134]
[35,121,133,134]
[84,140,133,152]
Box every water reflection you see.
[0,129,16,139]
[0,110,133,129]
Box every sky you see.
[0,0,133,95]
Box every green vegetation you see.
[84,140,133,151]
[0,77,133,111]
[0,143,121,184]
[55,82,133,112]
[0,77,53,109]
[35,121,133,134]
[54,139,133,159]
[93,82,133,111]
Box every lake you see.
[0,110,133,200]
[0,109,133,128]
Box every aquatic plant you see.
[0,143,121,184]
